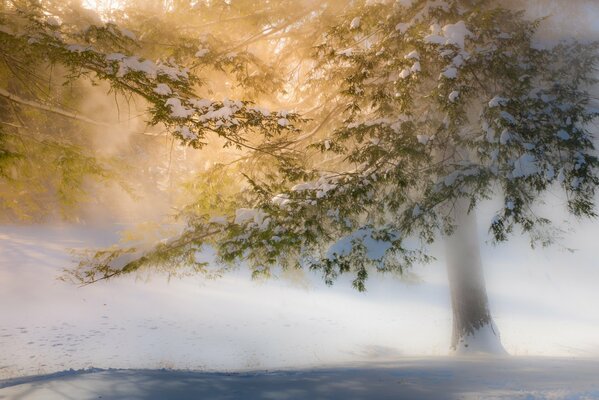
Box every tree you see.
[0,0,301,221]
[3,1,597,354]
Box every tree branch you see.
[0,87,112,127]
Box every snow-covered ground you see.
[2,358,599,399]
[1,199,599,398]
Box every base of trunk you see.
[451,321,508,356]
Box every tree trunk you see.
[445,199,507,355]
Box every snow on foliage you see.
[326,227,397,262]
[424,21,471,50]
[55,0,598,296]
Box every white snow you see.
[165,98,194,118]
[499,129,512,145]
[326,228,395,261]
[417,134,430,145]
[177,126,195,139]
[116,56,157,78]
[208,216,228,225]
[188,98,213,109]
[338,48,353,57]
[67,44,91,53]
[153,83,172,96]
[424,21,471,49]
[271,194,290,206]
[448,90,460,102]
[441,21,471,49]
[395,23,410,33]
[234,208,268,229]
[441,67,457,79]
[412,204,422,217]
[398,68,411,79]
[405,50,420,60]
[350,17,361,30]
[106,52,125,61]
[2,213,599,385]
[556,129,570,140]
[119,28,136,40]
[453,322,508,356]
[291,176,338,199]
[489,96,508,108]
[512,154,539,178]
[194,48,210,58]
[500,111,517,125]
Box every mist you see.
[1,0,599,398]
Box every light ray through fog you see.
[1,0,599,385]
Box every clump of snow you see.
[488,96,508,108]
[116,56,156,78]
[195,48,210,58]
[291,175,339,199]
[208,216,228,225]
[500,111,516,125]
[188,98,213,109]
[512,154,539,178]
[556,130,570,140]
[177,126,195,140]
[399,68,411,79]
[106,53,125,61]
[234,208,269,230]
[499,129,512,145]
[119,28,136,40]
[67,44,91,53]
[441,67,457,79]
[412,204,422,217]
[417,135,430,145]
[448,91,460,102]
[338,48,353,57]
[441,21,471,49]
[405,50,420,60]
[424,21,471,50]
[350,17,361,30]
[46,17,61,26]
[165,98,194,118]
[395,23,410,33]
[249,106,270,117]
[453,322,508,356]
[557,168,566,184]
[271,194,290,206]
[326,228,396,261]
[153,83,172,96]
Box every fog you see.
[1,0,599,382]
[2,197,599,378]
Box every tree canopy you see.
[1,0,597,290]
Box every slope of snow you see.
[453,322,508,356]
[2,358,599,399]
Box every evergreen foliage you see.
[1,1,596,290]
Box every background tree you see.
[3,0,597,354]
[0,0,301,221]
